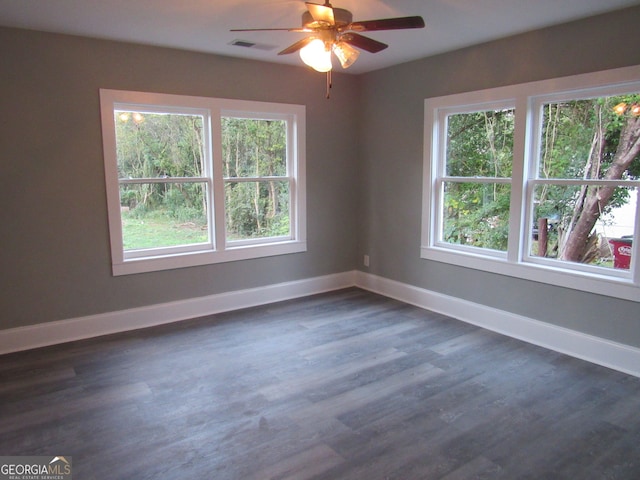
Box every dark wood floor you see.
[1,288,639,479]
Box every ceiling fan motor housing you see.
[302,8,353,29]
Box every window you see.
[422,66,640,300]
[221,115,292,244]
[113,106,212,258]
[437,103,515,255]
[100,90,306,275]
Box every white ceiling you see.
[1,0,638,75]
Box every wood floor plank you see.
[249,444,345,480]
[0,366,76,396]
[299,320,423,361]
[259,347,407,401]
[0,382,152,436]
[290,362,444,423]
[439,455,503,480]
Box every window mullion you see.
[433,178,444,245]
[210,109,227,252]
[202,110,216,252]
[432,109,448,246]
[287,177,296,240]
[508,95,529,263]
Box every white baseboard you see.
[2,269,638,378]
[355,271,640,378]
[0,271,356,355]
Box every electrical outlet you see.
[363,254,370,267]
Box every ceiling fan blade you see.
[278,37,316,55]
[230,27,309,32]
[341,33,387,53]
[346,16,425,32]
[305,2,335,25]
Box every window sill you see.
[420,246,639,302]
[113,241,307,276]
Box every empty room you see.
[1,1,639,478]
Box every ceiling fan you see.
[231,1,425,97]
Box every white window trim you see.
[421,65,640,301]
[100,90,306,276]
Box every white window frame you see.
[431,100,516,259]
[422,66,640,301]
[100,90,306,276]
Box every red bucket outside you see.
[608,237,633,269]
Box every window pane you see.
[539,94,640,179]
[446,109,514,177]
[114,111,205,179]
[222,117,287,178]
[442,182,511,251]
[531,184,636,269]
[225,181,290,241]
[120,183,209,250]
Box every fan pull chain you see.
[326,70,332,99]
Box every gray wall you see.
[358,6,640,347]
[0,27,360,329]
[2,6,639,350]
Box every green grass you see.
[122,211,208,250]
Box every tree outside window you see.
[532,94,640,268]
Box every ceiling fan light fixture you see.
[231,2,425,95]
[333,41,360,69]
[300,38,333,72]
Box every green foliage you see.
[443,182,510,251]
[114,111,291,249]
[444,109,514,250]
[116,112,205,179]
[222,117,286,178]
[447,109,514,177]
[547,96,640,178]
[222,118,290,241]
[602,94,640,179]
